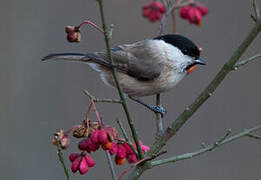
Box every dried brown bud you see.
[73,121,101,138]
[90,122,100,131]
[67,31,81,43]
[52,129,70,149]
[73,125,88,138]
[65,25,76,33]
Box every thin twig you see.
[253,0,260,20]
[108,24,114,40]
[150,125,261,167]
[96,0,143,159]
[116,118,138,157]
[251,14,257,23]
[83,89,122,104]
[233,54,261,70]
[54,135,71,180]
[212,129,232,149]
[105,150,118,180]
[78,20,105,34]
[247,133,261,140]
[119,150,167,180]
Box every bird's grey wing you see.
[42,40,163,81]
[95,40,164,81]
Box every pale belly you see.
[101,68,186,97]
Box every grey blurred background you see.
[1,0,261,179]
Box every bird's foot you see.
[148,105,167,117]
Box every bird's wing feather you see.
[42,40,163,81]
[94,40,164,80]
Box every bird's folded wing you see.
[93,40,164,81]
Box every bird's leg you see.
[128,96,166,117]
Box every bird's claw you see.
[149,105,167,117]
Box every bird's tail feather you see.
[42,53,112,69]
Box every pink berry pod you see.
[193,9,202,25]
[69,153,80,162]
[141,144,150,153]
[79,156,89,175]
[142,1,166,22]
[149,13,157,22]
[197,5,208,16]
[187,7,197,24]
[71,156,81,173]
[90,130,100,145]
[154,1,166,13]
[98,129,108,144]
[78,138,89,151]
[143,8,151,17]
[85,154,96,167]
[126,154,138,163]
[122,143,134,155]
[155,12,162,20]
[117,144,127,159]
[180,6,190,19]
[109,142,118,155]
[86,138,100,152]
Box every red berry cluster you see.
[109,141,150,165]
[180,3,208,26]
[70,125,150,175]
[69,153,95,174]
[142,1,166,22]
[70,127,114,175]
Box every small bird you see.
[43,34,206,116]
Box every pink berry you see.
[193,9,202,25]
[90,130,100,144]
[71,156,81,173]
[98,129,108,144]
[180,6,190,19]
[141,144,150,153]
[69,153,80,162]
[78,139,88,151]
[127,154,138,163]
[122,143,133,155]
[117,144,127,159]
[87,138,100,152]
[142,1,166,22]
[79,156,89,174]
[109,142,118,155]
[197,5,208,16]
[143,9,151,17]
[85,154,96,167]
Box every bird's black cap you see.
[154,34,200,59]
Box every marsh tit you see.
[43,34,206,116]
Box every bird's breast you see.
[100,64,185,97]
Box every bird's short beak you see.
[195,58,206,65]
